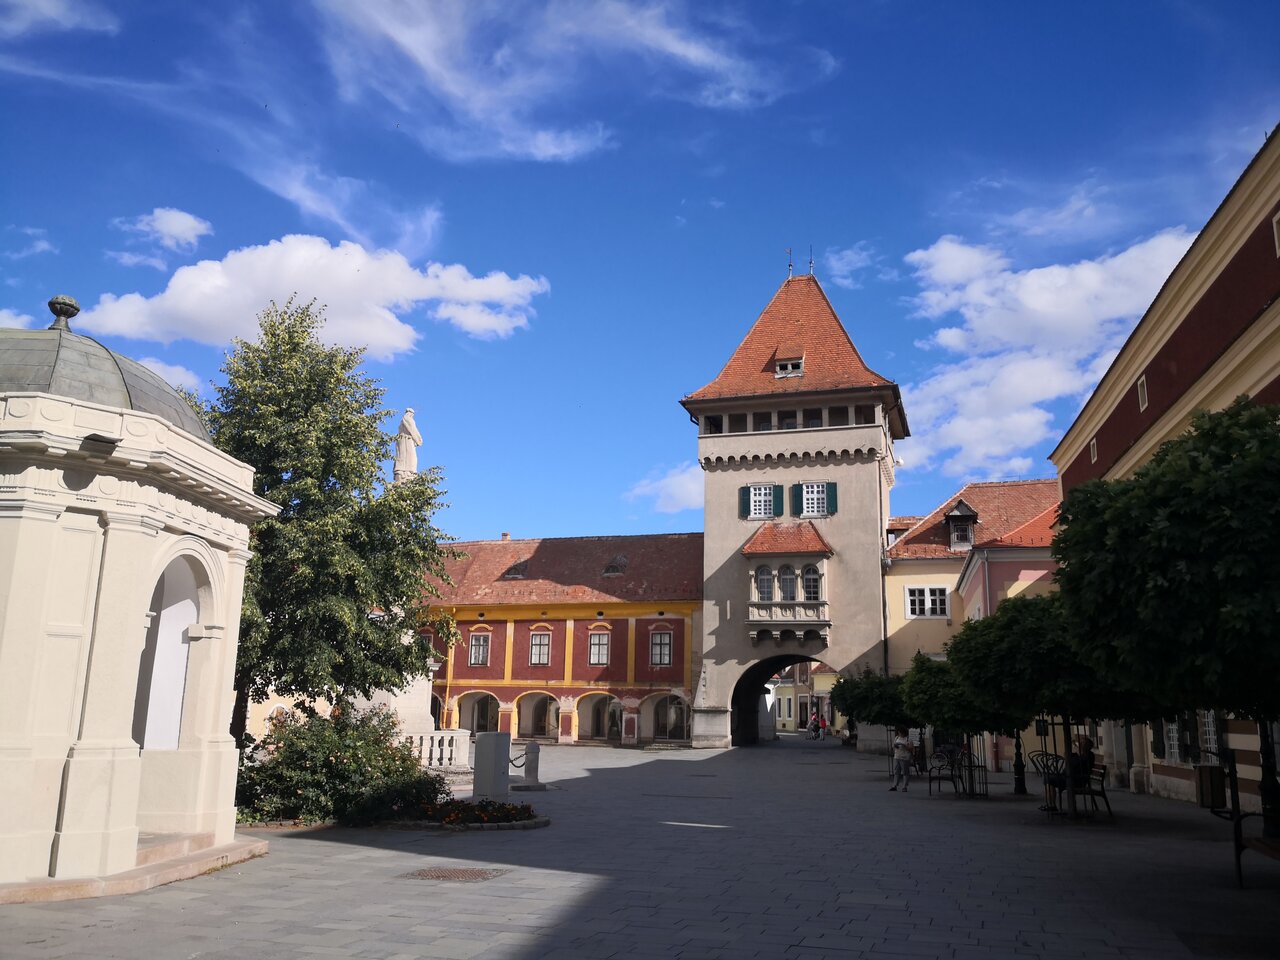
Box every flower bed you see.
[420,798,537,826]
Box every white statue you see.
[393,407,422,482]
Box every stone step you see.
[0,835,267,904]
[135,831,216,867]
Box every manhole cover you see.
[402,867,509,882]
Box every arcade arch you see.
[640,692,690,742]
[458,691,500,734]
[516,691,559,739]
[576,692,622,741]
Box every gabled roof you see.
[681,274,902,410]
[980,503,1058,548]
[430,533,704,605]
[741,521,834,557]
[888,479,1059,560]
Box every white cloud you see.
[309,0,835,162]
[0,306,36,328]
[824,242,875,289]
[114,207,213,253]
[107,250,167,271]
[76,234,549,360]
[4,226,56,259]
[136,357,201,392]
[626,461,703,514]
[0,0,116,38]
[991,182,1122,241]
[899,227,1196,478]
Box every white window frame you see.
[650,631,673,666]
[950,521,972,549]
[1165,719,1181,764]
[1089,437,1098,464]
[749,484,773,520]
[775,358,803,378]
[588,631,610,666]
[801,481,828,518]
[755,565,774,602]
[1137,374,1149,412]
[905,586,949,619]
[469,632,490,666]
[778,565,797,602]
[529,631,551,666]
[802,565,821,602]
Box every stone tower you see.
[680,274,909,747]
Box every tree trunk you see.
[1257,720,1280,839]
[230,683,251,750]
[1062,714,1079,818]
[1013,731,1027,795]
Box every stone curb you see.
[239,816,552,833]
[0,836,268,905]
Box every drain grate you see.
[402,867,509,883]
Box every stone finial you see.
[47,295,80,331]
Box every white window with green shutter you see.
[742,483,784,519]
[790,481,837,517]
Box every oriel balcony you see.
[746,601,830,646]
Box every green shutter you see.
[826,481,838,515]
[738,486,750,519]
[1150,718,1166,760]
[772,484,784,517]
[791,484,803,517]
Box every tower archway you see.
[731,654,833,746]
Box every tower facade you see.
[681,275,908,747]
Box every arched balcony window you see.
[778,565,797,602]
[755,565,774,602]
[802,565,821,602]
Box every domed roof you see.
[0,295,209,440]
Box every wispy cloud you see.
[824,242,876,289]
[308,0,837,162]
[0,0,117,39]
[78,234,550,360]
[106,250,168,271]
[4,226,56,260]
[898,227,1195,478]
[626,461,703,514]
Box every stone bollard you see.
[473,732,510,800]
[511,740,547,792]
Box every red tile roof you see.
[887,515,923,530]
[682,274,896,403]
[741,521,834,557]
[888,479,1059,560]
[429,533,704,605]
[981,503,1058,548]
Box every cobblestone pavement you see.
[3,736,1278,959]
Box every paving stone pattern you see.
[3,737,1278,959]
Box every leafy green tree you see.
[900,652,1022,738]
[830,669,914,729]
[1055,397,1280,832]
[204,299,455,743]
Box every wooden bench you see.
[1206,748,1280,888]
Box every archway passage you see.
[517,693,559,739]
[577,694,622,741]
[460,692,499,733]
[731,654,824,746]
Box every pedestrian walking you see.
[890,726,913,791]
[807,714,819,740]
[819,714,829,739]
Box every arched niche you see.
[132,555,206,750]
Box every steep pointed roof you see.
[682,274,898,404]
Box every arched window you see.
[802,565,821,602]
[778,565,797,602]
[755,565,774,602]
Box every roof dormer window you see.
[944,498,978,552]
[775,358,803,378]
[603,555,628,577]
[501,559,529,580]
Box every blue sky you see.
[2,1,1278,541]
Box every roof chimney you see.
[501,532,510,541]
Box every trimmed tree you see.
[204,299,456,744]
[1055,397,1280,833]
[830,669,914,730]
